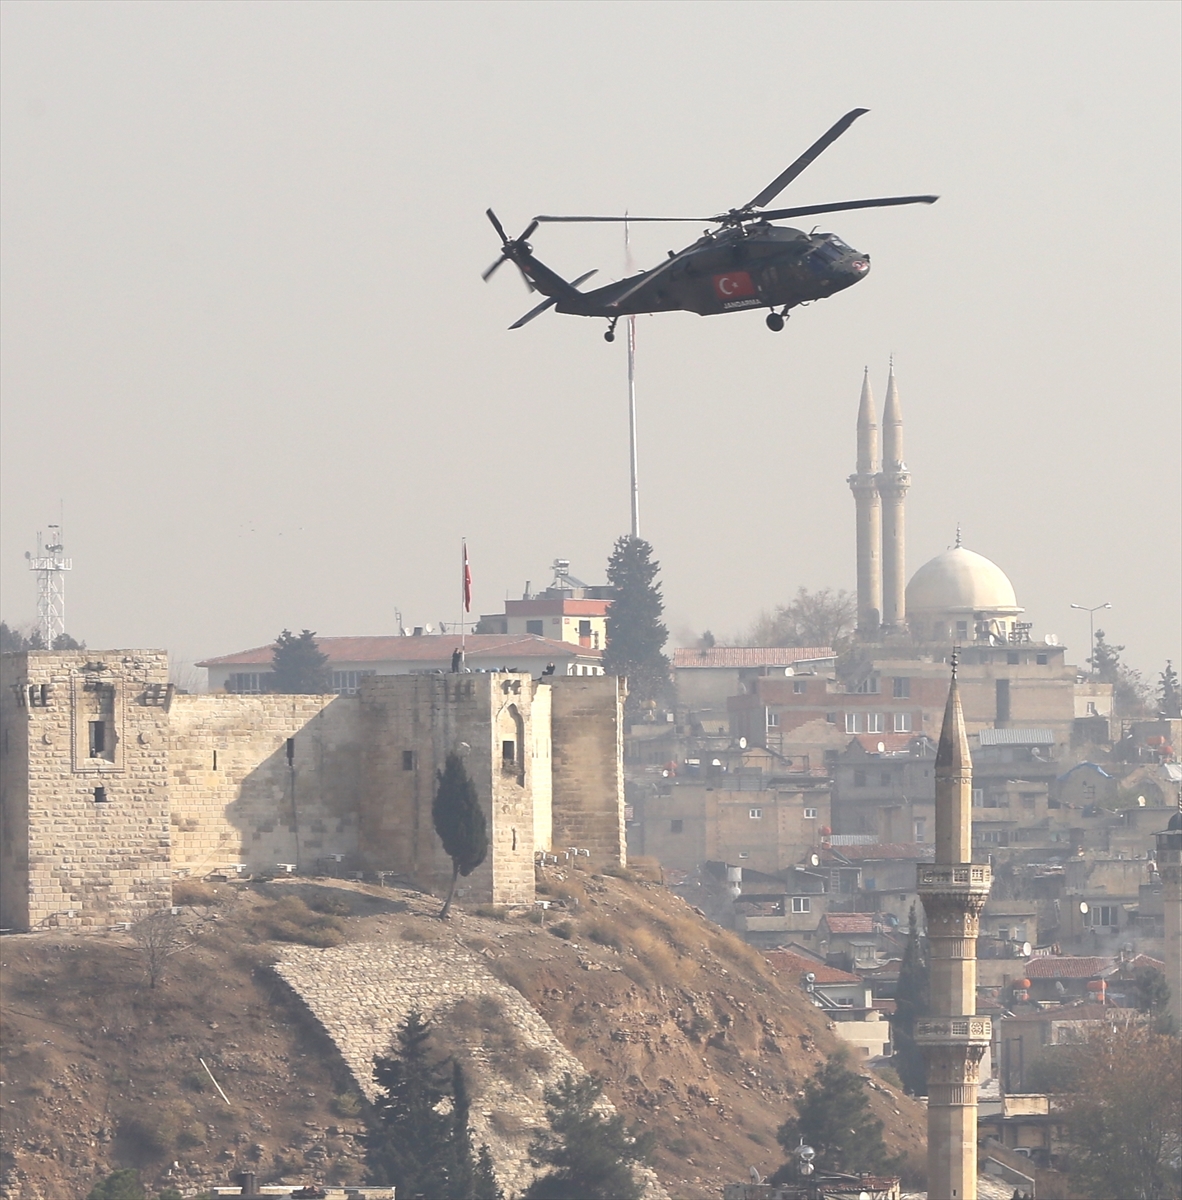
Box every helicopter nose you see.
[850,257,870,278]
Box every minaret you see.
[849,368,882,637]
[877,361,910,631]
[917,662,991,1200]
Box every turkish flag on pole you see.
[462,541,472,613]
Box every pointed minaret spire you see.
[918,661,991,1200]
[876,359,910,632]
[849,369,882,637]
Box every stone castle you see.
[0,649,626,931]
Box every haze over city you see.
[1,1,1178,678]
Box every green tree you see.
[1135,966,1175,1034]
[747,587,857,651]
[449,1058,476,1200]
[1058,1024,1181,1199]
[432,752,488,919]
[52,631,84,650]
[366,1011,455,1197]
[270,628,330,693]
[891,904,929,1095]
[0,622,75,653]
[87,1170,146,1200]
[602,535,670,714]
[474,1144,504,1200]
[524,1072,652,1200]
[1159,661,1181,718]
[1090,629,1150,717]
[771,1052,896,1179]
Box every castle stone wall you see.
[550,675,626,868]
[168,694,361,875]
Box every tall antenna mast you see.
[625,218,640,538]
[26,523,72,648]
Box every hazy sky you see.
[2,1,1179,682]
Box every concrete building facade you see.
[1,650,627,930]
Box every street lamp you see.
[1070,602,1111,674]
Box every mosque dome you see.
[906,546,1020,615]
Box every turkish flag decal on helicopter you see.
[711,271,756,300]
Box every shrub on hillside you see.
[248,896,347,947]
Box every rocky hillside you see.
[1,868,928,1199]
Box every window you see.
[1085,905,1118,927]
[331,669,375,695]
[894,712,912,733]
[867,713,884,734]
[1007,651,1020,665]
[793,680,806,694]
[1022,794,1037,810]
[748,808,763,819]
[1036,653,1048,665]
[804,807,818,819]
[826,712,837,724]
[212,750,218,771]
[845,712,860,734]
[956,621,969,640]
[892,676,910,698]
[28,683,49,707]
[853,676,880,694]
[996,678,1011,724]
[526,620,544,636]
[228,672,271,694]
[502,740,516,765]
[914,818,927,841]
[578,620,592,637]
[93,786,108,803]
[791,896,811,914]
[402,750,415,771]
[88,720,106,757]
[766,710,780,727]
[670,819,684,834]
[854,770,867,787]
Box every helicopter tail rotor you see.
[483,210,540,287]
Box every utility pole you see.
[1070,601,1111,674]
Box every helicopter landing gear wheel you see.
[766,310,786,332]
[604,317,619,343]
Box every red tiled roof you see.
[197,633,601,668]
[1024,956,1115,979]
[765,949,862,984]
[822,913,875,934]
[672,646,834,669]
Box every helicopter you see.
[482,108,937,339]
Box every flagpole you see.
[461,537,467,668]
[625,218,640,539]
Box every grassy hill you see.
[0,867,928,1199]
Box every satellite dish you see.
[877,741,886,753]
[804,972,816,984]
[739,737,747,749]
[749,1167,763,1183]
[810,852,820,867]
[1022,941,1032,957]
[784,667,795,676]
[1045,634,1060,646]
[1137,795,1146,807]
[1079,901,1089,914]
[712,758,722,767]
[424,623,434,633]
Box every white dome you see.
[906,546,1020,614]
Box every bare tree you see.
[131,910,191,989]
[745,587,857,650]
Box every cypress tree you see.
[524,1072,652,1200]
[432,752,489,919]
[771,1052,896,1178]
[891,902,929,1095]
[365,1010,454,1197]
[448,1058,476,1200]
[474,1145,503,1200]
[602,535,670,714]
[270,628,330,693]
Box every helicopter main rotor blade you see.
[744,108,869,211]
[757,194,939,222]
[608,246,700,309]
[533,215,710,223]
[486,208,510,243]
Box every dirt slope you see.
[0,871,927,1199]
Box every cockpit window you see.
[812,241,846,264]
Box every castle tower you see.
[877,362,910,631]
[849,368,882,637]
[917,663,992,1200]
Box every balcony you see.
[917,864,992,894]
